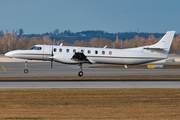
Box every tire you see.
[78,71,83,77]
[24,69,29,74]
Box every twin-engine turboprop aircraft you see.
[5,31,175,77]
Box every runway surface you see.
[0,80,180,89]
[1,62,180,77]
[0,62,180,88]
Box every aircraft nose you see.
[5,51,13,57]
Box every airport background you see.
[0,30,180,54]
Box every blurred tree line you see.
[0,31,180,54]
[6,29,165,43]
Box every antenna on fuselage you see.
[60,43,63,46]
[103,45,107,48]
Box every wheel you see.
[24,69,29,74]
[78,71,83,77]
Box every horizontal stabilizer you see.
[143,47,164,50]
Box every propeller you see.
[49,46,54,70]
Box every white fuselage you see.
[5,44,166,65]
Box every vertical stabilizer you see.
[147,31,175,51]
[144,31,175,57]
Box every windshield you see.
[28,46,42,50]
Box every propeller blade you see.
[51,46,53,56]
[50,46,54,70]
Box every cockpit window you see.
[29,46,36,50]
[36,47,42,50]
[28,46,42,50]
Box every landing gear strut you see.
[78,63,83,77]
[24,61,29,74]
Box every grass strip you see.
[0,89,179,120]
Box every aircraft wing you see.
[71,52,91,63]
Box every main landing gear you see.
[24,61,29,74]
[78,63,83,77]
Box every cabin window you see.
[81,49,84,53]
[66,49,69,53]
[87,50,91,54]
[109,51,112,55]
[102,51,105,55]
[73,49,76,53]
[54,48,57,52]
[95,50,98,54]
[59,48,62,52]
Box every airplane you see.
[5,31,175,77]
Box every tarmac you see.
[0,54,180,89]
